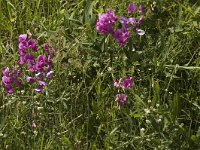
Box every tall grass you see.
[0,0,200,149]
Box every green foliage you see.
[0,0,200,149]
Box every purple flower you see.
[19,41,28,51]
[28,65,36,72]
[2,67,10,76]
[18,57,25,65]
[96,10,117,35]
[18,34,27,42]
[128,3,137,13]
[128,17,136,24]
[119,17,130,28]
[35,55,46,72]
[39,81,46,86]
[139,5,146,15]
[35,86,44,92]
[35,72,44,79]
[35,81,46,92]
[122,77,134,89]
[2,76,14,84]
[4,84,14,94]
[15,79,23,87]
[28,40,37,51]
[120,94,126,105]
[115,94,126,105]
[13,70,21,77]
[26,76,35,83]
[44,65,52,72]
[138,17,145,25]
[25,53,35,65]
[46,71,54,79]
[44,44,50,54]
[113,27,130,47]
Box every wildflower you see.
[26,76,35,83]
[18,34,27,42]
[28,40,37,51]
[128,3,137,13]
[138,17,145,25]
[25,53,35,65]
[35,81,46,93]
[4,84,14,94]
[96,10,117,35]
[119,17,129,28]
[35,72,43,79]
[114,80,119,88]
[115,93,126,105]
[121,76,134,89]
[19,41,28,55]
[38,81,46,86]
[2,67,22,94]
[128,17,136,24]
[113,27,130,47]
[120,94,126,105]
[46,71,54,79]
[139,5,146,15]
[35,86,44,92]
[2,67,10,76]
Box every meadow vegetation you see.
[0,0,200,149]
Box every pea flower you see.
[2,33,55,94]
[26,76,35,83]
[128,3,137,13]
[113,27,130,48]
[139,5,146,15]
[2,68,22,94]
[115,94,127,105]
[96,10,117,35]
[114,80,119,88]
[46,71,54,79]
[18,34,27,42]
[122,76,134,89]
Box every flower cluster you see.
[2,33,55,94]
[2,68,22,94]
[96,3,146,47]
[114,76,134,107]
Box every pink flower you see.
[2,67,10,76]
[139,5,146,15]
[19,41,28,53]
[18,34,27,42]
[96,10,117,35]
[28,40,37,51]
[114,80,119,88]
[115,94,127,105]
[113,27,130,47]
[120,94,126,105]
[128,3,137,14]
[138,17,145,25]
[26,76,35,83]
[122,77,134,89]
